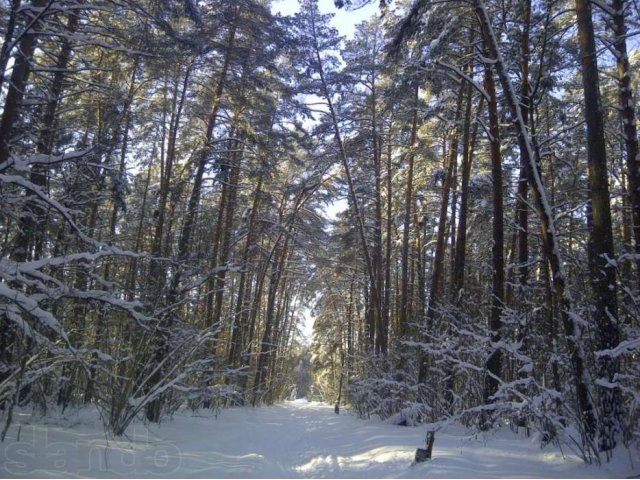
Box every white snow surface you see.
[1,399,636,478]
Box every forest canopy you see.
[0,0,638,463]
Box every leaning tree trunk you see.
[251,180,321,405]
[252,242,288,406]
[310,9,384,353]
[474,0,599,448]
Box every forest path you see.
[2,400,630,478]
[149,399,420,478]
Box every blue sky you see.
[272,0,379,38]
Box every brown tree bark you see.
[252,241,289,405]
[384,123,393,353]
[575,0,621,451]
[371,72,387,355]
[251,180,322,405]
[309,8,384,358]
[145,59,194,423]
[610,0,640,289]
[473,0,598,445]
[399,86,419,338]
[515,0,531,292]
[452,40,481,299]
[170,16,237,296]
[150,60,194,285]
[209,136,243,353]
[452,91,482,299]
[227,178,263,371]
[418,80,465,384]
[482,61,504,414]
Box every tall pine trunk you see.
[575,0,621,452]
[610,0,640,289]
[418,79,465,384]
[474,0,598,448]
[399,86,419,338]
[482,61,504,419]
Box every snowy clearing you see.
[0,399,636,478]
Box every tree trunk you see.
[515,0,531,292]
[452,91,482,298]
[474,0,598,446]
[227,177,263,370]
[575,0,621,451]
[310,8,383,357]
[0,0,47,166]
[418,79,465,384]
[253,244,287,406]
[384,123,393,354]
[150,61,193,288]
[611,0,640,289]
[482,61,504,416]
[144,59,194,423]
[399,85,419,338]
[210,137,243,354]
[0,0,22,94]
[170,17,237,295]
[372,77,387,355]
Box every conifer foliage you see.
[0,0,638,462]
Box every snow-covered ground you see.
[0,399,636,478]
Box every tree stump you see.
[334,401,340,414]
[414,430,435,463]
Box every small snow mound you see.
[287,398,309,405]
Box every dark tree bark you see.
[0,0,47,166]
[150,60,194,286]
[473,0,598,445]
[171,19,237,295]
[575,0,622,451]
[610,0,640,289]
[418,80,465,384]
[209,136,243,355]
[482,61,504,414]
[371,72,387,355]
[309,6,384,357]
[452,40,480,299]
[0,0,22,94]
[515,0,531,292]
[253,242,289,405]
[399,85,419,338]
[227,177,263,372]
[452,91,482,298]
[384,123,393,354]
[145,59,194,423]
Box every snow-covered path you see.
[0,399,635,478]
